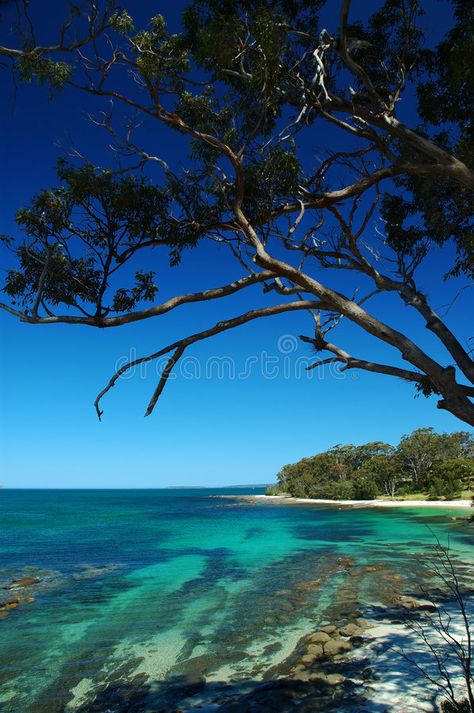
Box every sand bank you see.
[232,494,472,508]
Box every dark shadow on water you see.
[67,671,381,713]
[292,524,373,543]
[243,526,266,540]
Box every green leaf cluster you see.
[2,161,205,316]
[17,53,72,92]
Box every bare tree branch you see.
[338,0,387,111]
[94,299,326,419]
[0,1,115,59]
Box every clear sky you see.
[0,1,471,488]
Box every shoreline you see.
[227,494,472,509]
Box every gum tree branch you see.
[324,203,474,387]
[338,0,387,111]
[31,245,53,318]
[231,183,474,425]
[94,299,326,418]
[0,1,115,59]
[327,98,474,190]
[303,335,425,383]
[0,271,276,327]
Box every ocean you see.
[0,488,473,712]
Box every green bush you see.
[397,484,413,496]
[315,480,355,500]
[429,476,462,499]
[353,477,379,500]
[265,484,282,495]
[336,481,356,500]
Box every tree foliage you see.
[269,428,474,500]
[0,0,473,423]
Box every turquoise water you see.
[0,489,473,712]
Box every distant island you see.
[266,428,474,502]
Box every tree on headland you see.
[397,428,474,490]
[397,428,453,489]
[358,454,400,497]
[269,428,474,500]
[0,0,473,423]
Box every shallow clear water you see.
[0,489,472,712]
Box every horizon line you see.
[0,484,271,490]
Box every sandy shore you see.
[350,612,472,712]
[231,494,472,509]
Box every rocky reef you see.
[0,563,122,620]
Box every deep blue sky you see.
[0,1,471,488]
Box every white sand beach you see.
[245,494,472,508]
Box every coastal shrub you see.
[265,484,281,495]
[396,484,414,496]
[317,480,355,500]
[338,480,356,499]
[352,477,379,500]
[429,476,462,500]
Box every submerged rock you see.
[394,595,437,612]
[0,590,36,619]
[363,564,385,573]
[73,563,121,580]
[319,625,337,635]
[4,576,40,589]
[3,597,21,609]
[308,631,331,644]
